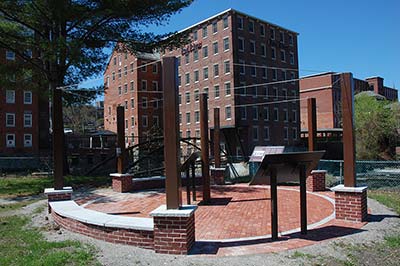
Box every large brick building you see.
[299,72,398,131]
[0,48,49,157]
[104,9,300,157]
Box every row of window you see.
[5,90,32,104]
[238,39,295,63]
[5,112,32,127]
[5,134,32,148]
[191,16,230,41]
[113,80,160,95]
[109,61,158,81]
[240,106,298,122]
[178,61,231,86]
[124,115,160,129]
[238,62,297,81]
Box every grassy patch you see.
[0,200,38,214]
[0,175,111,198]
[368,190,400,215]
[384,235,400,248]
[289,251,316,259]
[0,214,99,266]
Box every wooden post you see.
[186,168,191,205]
[213,108,221,168]
[307,98,317,151]
[270,167,278,241]
[341,73,356,187]
[300,164,307,234]
[53,87,64,189]
[191,162,196,202]
[163,57,182,209]
[116,106,125,174]
[200,93,211,202]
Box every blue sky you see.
[89,0,400,99]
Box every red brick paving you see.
[80,184,334,240]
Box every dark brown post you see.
[163,57,182,209]
[341,73,356,187]
[191,162,196,202]
[53,88,64,189]
[186,168,191,205]
[270,167,278,241]
[213,108,221,168]
[200,93,211,202]
[307,98,317,151]
[299,164,307,234]
[116,106,125,174]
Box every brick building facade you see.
[299,72,398,131]
[104,9,300,157]
[0,48,49,156]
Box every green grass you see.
[0,200,39,214]
[0,175,111,198]
[368,190,400,215]
[384,235,400,248]
[0,214,99,266]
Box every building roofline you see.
[178,8,299,35]
[300,71,338,79]
[364,76,382,80]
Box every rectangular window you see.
[194,70,199,82]
[193,49,199,61]
[223,17,229,29]
[178,75,181,87]
[225,82,231,96]
[6,113,15,127]
[118,68,121,78]
[151,81,158,92]
[131,116,135,127]
[124,83,128,93]
[250,40,256,54]
[273,87,279,99]
[213,64,219,77]
[282,70,287,80]
[179,113,182,124]
[272,69,277,80]
[193,30,198,41]
[6,90,15,103]
[131,98,135,109]
[225,106,232,120]
[178,94,182,105]
[274,108,279,121]
[186,130,191,138]
[283,109,288,122]
[153,116,159,126]
[130,81,134,91]
[250,63,256,77]
[124,100,128,110]
[113,57,117,65]
[124,65,127,76]
[253,126,259,141]
[24,113,32,127]
[142,97,148,108]
[293,127,298,140]
[202,45,208,58]
[6,50,15,60]
[237,16,243,29]
[212,21,218,33]
[284,127,288,140]
[185,91,190,104]
[185,53,189,64]
[261,43,266,57]
[112,72,115,80]
[253,106,258,120]
[264,127,270,140]
[224,60,230,74]
[262,67,267,79]
[130,62,134,72]
[249,20,254,33]
[280,31,285,43]
[125,119,128,129]
[223,37,230,51]
[203,67,209,80]
[260,24,265,36]
[239,60,245,75]
[292,109,298,123]
[270,28,275,40]
[195,110,200,123]
[238,37,244,52]
[214,85,220,98]
[152,64,158,73]
[23,91,32,104]
[264,107,269,121]
[153,98,159,109]
[185,72,190,84]
[282,88,287,99]
[241,107,247,120]
[281,50,286,62]
[24,134,32,147]
[289,34,294,46]
[290,52,295,65]
[194,89,200,102]
[141,61,147,72]
[213,41,218,55]
[202,25,208,38]
[141,80,147,90]
[271,47,276,60]
[186,112,191,124]
[142,115,148,127]
[6,134,15,147]
[177,56,181,67]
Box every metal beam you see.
[162,57,182,209]
[270,167,278,241]
[307,98,317,151]
[341,73,356,187]
[200,93,211,202]
[213,108,221,168]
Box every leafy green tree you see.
[354,93,397,160]
[0,0,192,188]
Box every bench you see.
[49,200,153,231]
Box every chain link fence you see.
[317,160,400,189]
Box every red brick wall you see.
[306,171,326,192]
[52,211,154,249]
[112,175,133,193]
[335,190,368,222]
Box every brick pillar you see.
[110,173,132,193]
[306,170,326,192]
[331,185,368,222]
[44,187,73,213]
[210,167,225,185]
[150,205,197,255]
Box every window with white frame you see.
[212,21,218,33]
[225,106,232,120]
[289,34,294,46]
[264,106,269,120]
[194,89,200,102]
[142,97,147,108]
[250,40,256,54]
[292,109,297,122]
[112,72,115,80]
[273,108,279,121]
[124,65,127,76]
[225,82,231,96]
[185,72,190,84]
[186,130,191,138]
[185,91,190,104]
[283,108,288,122]
[271,47,276,60]
[272,69,277,80]
[280,50,286,62]
[264,127,270,140]
[24,134,32,147]
[224,60,230,74]
[213,41,218,54]
[178,94,182,105]
[282,70,287,80]
[273,87,279,99]
[250,63,256,77]
[142,115,148,127]
[284,127,288,140]
[6,134,15,147]
[203,67,209,80]
[253,106,258,120]
[262,67,267,79]
[118,68,121,78]
[270,28,275,40]
[214,85,220,98]
[238,37,244,52]
[202,45,208,58]
[223,37,230,51]
[237,16,243,29]
[6,50,15,60]
[185,53,189,64]
[261,43,266,57]
[293,127,298,140]
[290,52,295,65]
[253,126,259,141]
[213,63,219,77]
[241,107,247,120]
[202,25,208,38]
[248,20,254,33]
[141,61,147,72]
[195,110,200,123]
[124,83,128,93]
[153,98,158,109]
[152,63,158,73]
[153,116,159,126]
[193,49,199,61]
[6,113,15,127]
[179,113,182,124]
[194,70,199,82]
[223,17,229,29]
[186,112,191,124]
[131,116,135,127]
[130,62,134,72]
[280,31,285,43]
[124,100,128,110]
[141,80,147,90]
[260,24,265,36]
[282,88,287,99]
[152,81,158,91]
[193,30,198,41]
[131,98,135,109]
[6,90,15,103]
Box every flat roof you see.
[300,71,337,79]
[178,8,299,35]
